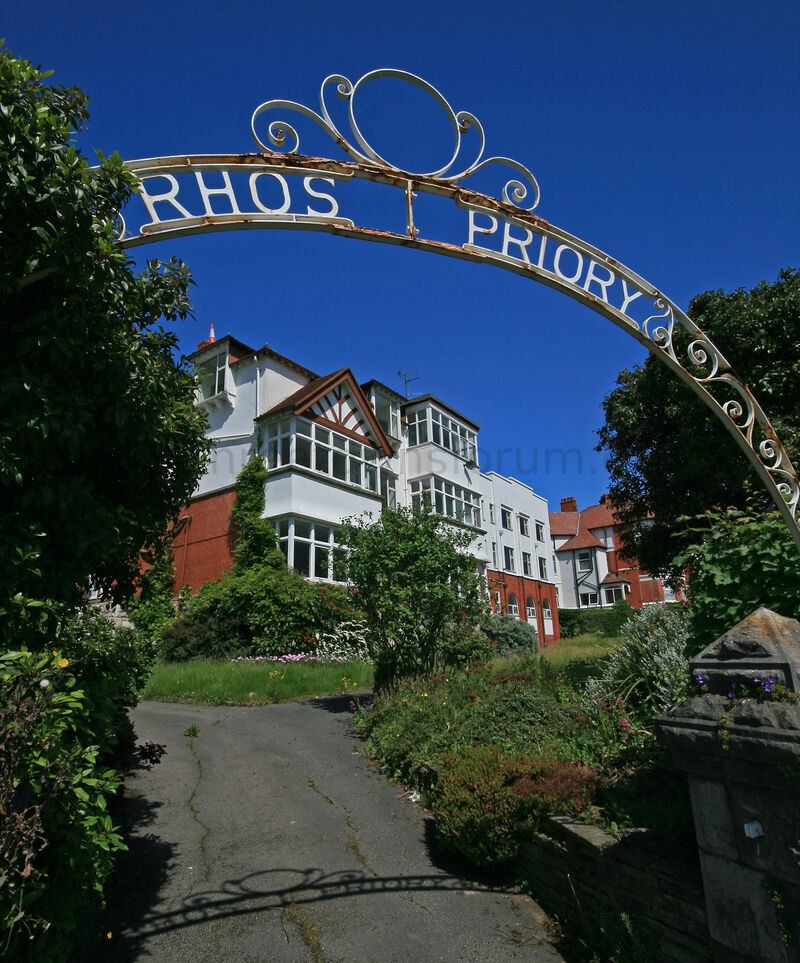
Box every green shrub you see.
[583,603,692,721]
[53,609,157,763]
[127,535,178,648]
[1,650,128,960]
[439,628,495,669]
[162,565,362,662]
[432,745,537,867]
[481,613,539,656]
[431,746,599,868]
[161,612,247,662]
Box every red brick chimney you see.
[600,493,611,505]
[560,496,578,513]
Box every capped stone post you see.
[657,608,800,963]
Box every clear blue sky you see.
[6,0,799,512]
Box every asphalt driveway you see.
[79,697,565,962]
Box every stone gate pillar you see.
[657,608,800,963]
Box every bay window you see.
[262,417,379,495]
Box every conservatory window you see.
[262,417,379,494]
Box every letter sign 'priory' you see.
[112,68,800,554]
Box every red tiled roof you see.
[549,512,580,537]
[556,530,605,553]
[601,571,631,585]
[580,501,618,529]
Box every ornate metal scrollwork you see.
[251,69,541,211]
[633,294,800,522]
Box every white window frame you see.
[535,519,545,542]
[430,408,477,462]
[522,551,532,576]
[580,591,599,607]
[504,545,515,572]
[275,517,346,582]
[410,475,481,527]
[519,515,530,537]
[501,507,513,530]
[406,408,429,446]
[577,549,592,572]
[508,593,519,618]
[263,416,379,495]
[538,557,547,580]
[197,350,228,400]
[605,587,624,604]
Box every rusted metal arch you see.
[117,150,800,556]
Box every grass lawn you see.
[141,658,374,705]
[540,632,618,684]
[141,633,613,706]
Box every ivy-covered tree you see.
[340,505,486,687]
[0,46,209,632]
[596,268,800,576]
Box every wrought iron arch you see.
[113,69,800,553]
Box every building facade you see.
[549,495,681,610]
[172,332,560,643]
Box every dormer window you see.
[374,393,401,439]
[197,350,228,401]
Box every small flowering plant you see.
[693,672,795,703]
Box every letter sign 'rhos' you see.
[111,69,800,554]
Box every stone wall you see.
[519,815,711,962]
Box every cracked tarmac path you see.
[80,697,566,962]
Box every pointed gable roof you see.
[257,368,394,457]
[557,529,605,553]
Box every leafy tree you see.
[596,268,800,575]
[675,504,800,651]
[340,505,486,687]
[0,46,209,632]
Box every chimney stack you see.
[561,496,578,513]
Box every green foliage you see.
[126,534,177,648]
[583,604,692,720]
[431,746,540,867]
[438,629,495,669]
[162,566,359,661]
[597,268,800,576]
[230,455,281,569]
[0,46,209,623]
[0,650,129,960]
[340,506,487,687]
[481,613,539,656]
[355,652,692,869]
[431,746,599,868]
[53,609,157,759]
[557,600,634,639]
[676,505,800,652]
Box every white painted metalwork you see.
[110,70,800,555]
[250,69,540,211]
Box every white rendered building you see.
[173,333,560,643]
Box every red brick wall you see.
[486,569,560,645]
[171,489,236,595]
